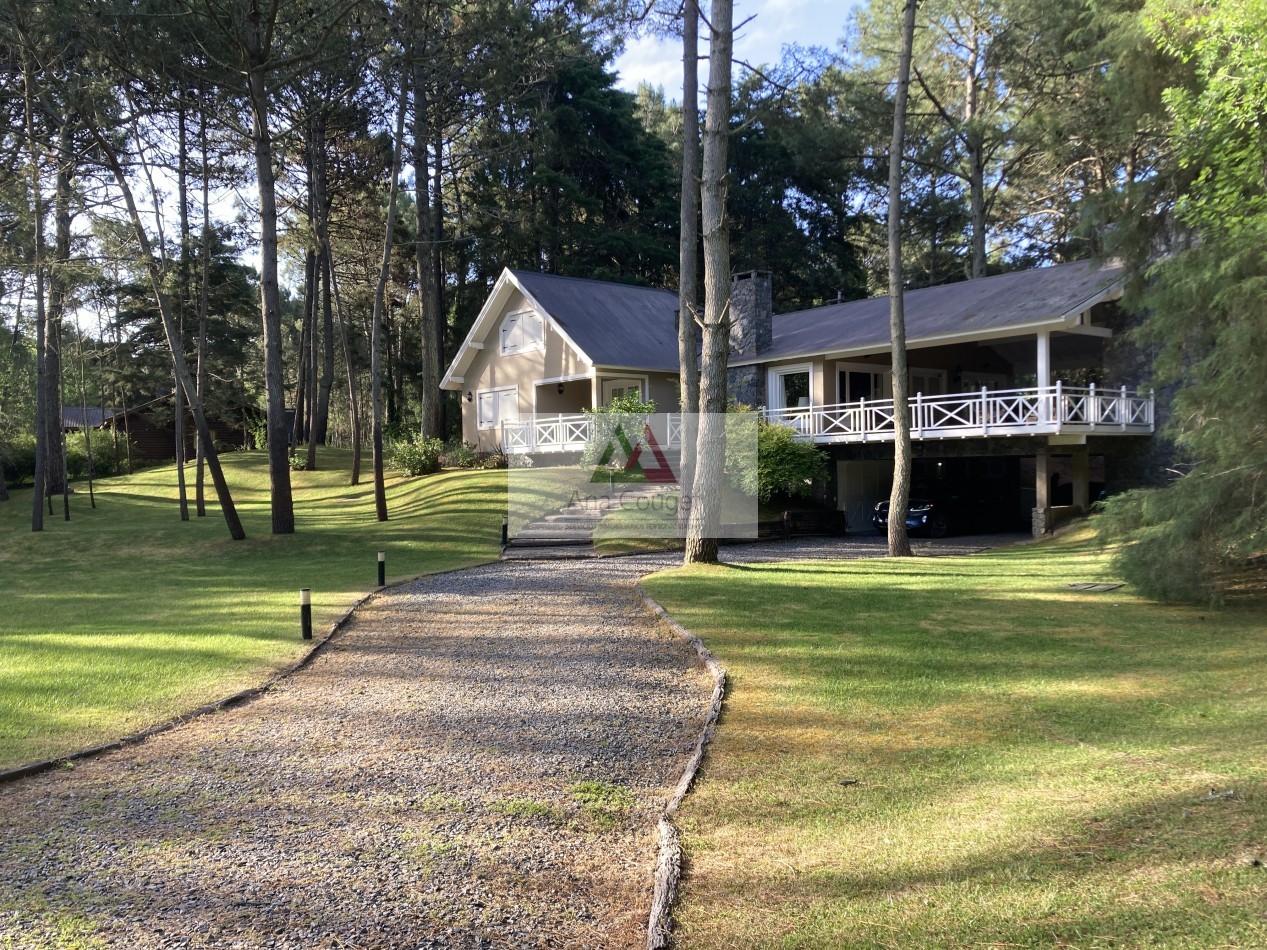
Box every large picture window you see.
[499,310,544,356]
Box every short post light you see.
[377,550,386,587]
[300,588,313,640]
[501,515,509,546]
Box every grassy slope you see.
[0,451,504,770]
[642,531,1267,948]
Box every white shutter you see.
[477,392,496,428]
[500,314,521,354]
[497,390,518,425]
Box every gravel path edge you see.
[637,580,727,950]
[0,561,496,786]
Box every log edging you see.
[636,581,727,950]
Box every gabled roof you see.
[736,258,1125,365]
[441,268,679,389]
[510,270,680,371]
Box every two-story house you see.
[440,261,1156,536]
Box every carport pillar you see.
[1032,447,1051,538]
[1071,446,1091,513]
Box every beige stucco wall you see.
[459,289,593,449]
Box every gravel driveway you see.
[0,533,1025,948]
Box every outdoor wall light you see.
[465,391,473,402]
[557,382,565,395]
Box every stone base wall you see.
[728,366,765,409]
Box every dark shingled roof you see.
[61,407,116,429]
[753,259,1125,363]
[511,270,680,371]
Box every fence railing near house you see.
[762,384,1153,444]
[500,384,1154,453]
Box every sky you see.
[611,0,859,96]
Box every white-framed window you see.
[477,386,519,430]
[499,309,544,356]
[767,363,815,411]
[601,377,645,404]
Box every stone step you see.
[504,537,594,549]
[500,543,599,560]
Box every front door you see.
[837,365,888,404]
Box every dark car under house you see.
[872,492,1006,538]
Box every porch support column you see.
[1071,445,1091,513]
[590,369,599,410]
[1032,445,1051,538]
[1036,330,1052,425]
[1036,331,1051,389]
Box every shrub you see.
[440,439,480,470]
[65,429,123,481]
[1,430,125,485]
[581,391,657,471]
[753,421,827,504]
[389,436,443,476]
[479,451,509,470]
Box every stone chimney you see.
[729,270,773,358]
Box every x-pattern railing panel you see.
[760,386,1153,445]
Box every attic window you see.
[500,310,544,356]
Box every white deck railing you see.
[500,384,1153,453]
[763,384,1154,444]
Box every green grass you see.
[0,450,505,770]
[641,529,1267,948]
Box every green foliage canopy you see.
[1100,0,1267,602]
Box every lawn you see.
[0,451,505,771]
[642,530,1267,948]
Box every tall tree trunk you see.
[195,96,211,516]
[175,374,189,520]
[293,248,314,447]
[246,1,295,534]
[325,250,361,485]
[44,122,73,498]
[22,43,46,532]
[313,229,335,446]
[371,72,410,522]
[965,20,987,279]
[93,130,246,541]
[677,0,701,538]
[432,129,446,436]
[886,0,918,559]
[175,96,191,519]
[684,0,733,566]
[311,110,334,451]
[74,323,96,508]
[413,48,443,441]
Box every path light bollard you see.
[378,551,386,587]
[300,588,313,641]
[782,510,792,543]
[501,515,509,546]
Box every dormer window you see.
[500,309,544,356]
